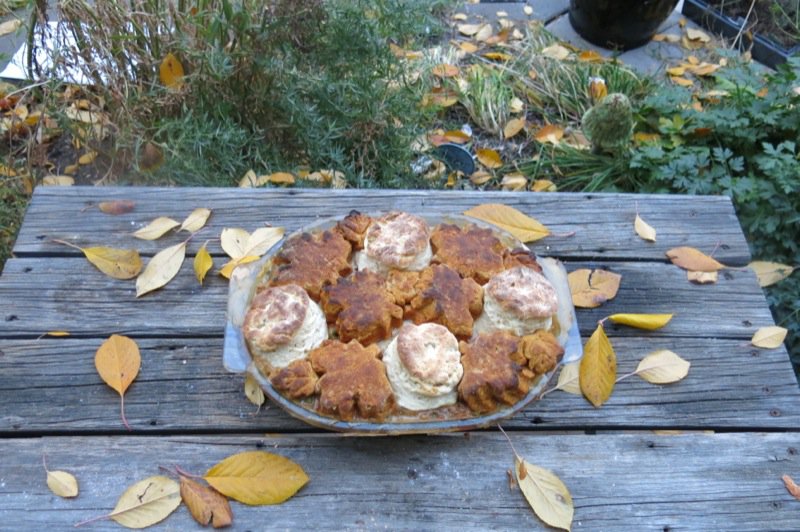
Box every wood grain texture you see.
[0,258,773,338]
[1,337,796,434]
[12,186,752,263]
[1,432,797,530]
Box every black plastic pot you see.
[682,0,800,69]
[569,0,680,50]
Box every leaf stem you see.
[175,464,203,479]
[615,371,636,383]
[74,513,111,527]
[496,424,521,460]
[120,394,131,431]
[50,238,82,251]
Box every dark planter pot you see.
[682,0,800,69]
[569,0,679,50]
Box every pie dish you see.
[224,212,577,434]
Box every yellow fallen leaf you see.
[476,148,503,169]
[239,169,258,188]
[634,350,690,384]
[78,151,97,165]
[431,64,460,78]
[95,334,141,430]
[194,241,213,286]
[501,174,527,191]
[533,124,563,145]
[245,373,265,408]
[159,52,185,90]
[515,456,574,531]
[136,242,187,297]
[671,76,694,87]
[474,24,493,42]
[580,324,616,407]
[81,246,143,280]
[509,97,525,113]
[578,50,604,63]
[568,268,621,308]
[443,130,471,144]
[482,52,512,62]
[133,216,180,240]
[666,66,686,76]
[523,5,533,15]
[268,172,295,185]
[589,77,607,102]
[555,361,581,395]
[219,255,261,279]
[44,331,71,337]
[457,41,479,53]
[634,214,656,242]
[666,246,725,272]
[688,62,720,76]
[180,207,212,233]
[46,469,79,498]
[451,12,467,21]
[204,451,309,505]
[457,23,482,36]
[687,270,718,284]
[541,44,570,60]
[463,203,550,243]
[63,164,78,175]
[99,200,136,215]
[608,313,673,330]
[469,170,493,186]
[748,261,795,287]
[41,175,75,186]
[531,179,556,192]
[686,28,711,43]
[751,326,788,349]
[503,118,526,139]
[109,476,181,528]
[634,132,661,144]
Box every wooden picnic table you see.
[1,186,798,530]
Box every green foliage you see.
[581,93,634,153]
[0,178,28,271]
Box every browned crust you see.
[320,270,403,345]
[386,269,421,307]
[270,359,319,399]
[457,331,534,413]
[406,264,483,340]
[502,247,543,274]
[365,212,430,268]
[309,339,395,421]
[334,210,373,251]
[517,330,564,375]
[430,223,506,284]
[243,284,308,352]
[269,229,352,300]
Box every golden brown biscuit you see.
[407,264,483,339]
[430,223,506,284]
[458,331,534,413]
[386,269,421,307]
[502,247,543,274]
[320,270,403,345]
[335,210,373,250]
[309,339,395,421]
[517,330,563,375]
[269,229,352,301]
[270,359,319,399]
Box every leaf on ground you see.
[47,470,79,498]
[532,179,557,192]
[443,130,471,144]
[463,203,550,243]
[686,27,711,42]
[109,476,181,528]
[78,151,97,165]
[133,216,180,240]
[159,53,185,90]
[568,268,621,308]
[238,170,258,188]
[515,456,573,531]
[476,148,503,169]
[244,374,265,408]
[687,270,717,284]
[180,476,233,528]
[501,174,527,191]
[666,246,725,272]
[533,124,564,145]
[268,172,296,186]
[180,208,212,233]
[194,242,213,286]
[503,118,526,139]
[0,19,22,37]
[474,23,493,42]
[608,313,672,330]
[634,214,656,242]
[580,324,616,407]
[99,200,136,215]
[748,261,795,287]
[751,326,788,349]
[457,23,482,36]
[95,335,141,430]
[635,350,690,384]
[139,142,165,172]
[783,474,800,501]
[431,63,459,78]
[41,175,75,186]
[483,51,513,62]
[541,44,570,60]
[555,362,581,395]
[204,451,309,505]
[83,246,143,280]
[136,242,187,297]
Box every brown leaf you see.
[204,451,309,505]
[463,203,550,242]
[180,476,233,528]
[580,324,616,407]
[431,64,460,78]
[139,142,165,172]
[443,130,471,144]
[95,335,141,430]
[568,268,621,308]
[783,474,800,501]
[99,200,136,215]
[666,247,725,272]
[476,148,503,169]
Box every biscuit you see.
[355,212,432,272]
[243,284,327,371]
[475,266,558,336]
[430,223,506,284]
[383,323,463,410]
[406,264,483,339]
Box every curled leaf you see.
[580,324,616,407]
[751,326,788,349]
[568,268,621,308]
[608,313,673,330]
[784,474,800,501]
[99,200,136,215]
[180,476,233,528]
[204,451,309,506]
[95,335,141,430]
[515,456,574,531]
[748,261,795,287]
[133,217,180,240]
[136,242,187,297]
[666,247,725,272]
[463,203,550,243]
[476,148,503,169]
[194,242,213,286]
[181,208,212,233]
[634,214,656,242]
[635,350,690,384]
[687,270,717,284]
[110,476,181,528]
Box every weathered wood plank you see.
[1,432,797,530]
[12,187,752,264]
[0,258,773,338]
[1,337,796,434]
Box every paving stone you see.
[525,0,569,23]
[544,13,616,57]
[462,2,535,22]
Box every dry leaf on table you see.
[568,268,621,308]
[635,350,690,384]
[181,208,212,233]
[784,474,800,501]
[105,476,180,528]
[204,451,309,505]
[194,241,214,286]
[180,476,233,528]
[751,326,788,349]
[666,246,725,272]
[133,216,180,240]
[555,362,581,395]
[515,456,574,531]
[99,200,136,215]
[56,243,142,280]
[94,334,141,430]
[463,203,550,243]
[44,456,79,498]
[634,214,656,242]
[136,242,187,297]
[244,374,265,408]
[580,324,616,407]
[687,270,718,284]
[608,313,673,330]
